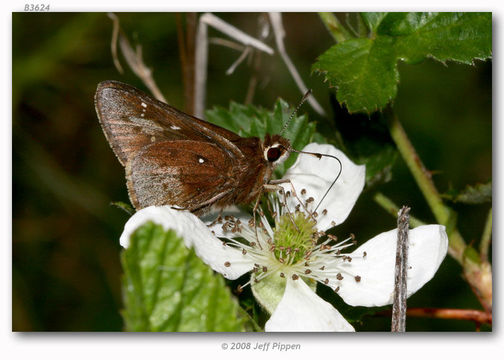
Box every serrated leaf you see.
[121,222,246,332]
[444,181,492,204]
[313,12,492,113]
[205,99,317,177]
[390,12,493,65]
[314,37,399,113]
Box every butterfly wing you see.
[95,80,244,166]
[126,140,236,212]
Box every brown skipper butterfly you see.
[95,80,295,214]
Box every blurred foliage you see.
[12,12,491,331]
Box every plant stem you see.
[387,111,466,262]
[379,308,492,325]
[318,13,353,43]
[373,192,425,228]
[480,208,492,262]
[386,110,492,311]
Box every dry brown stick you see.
[391,206,410,332]
[107,13,167,103]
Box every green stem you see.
[387,111,466,263]
[387,110,492,311]
[480,208,492,262]
[318,13,353,43]
[373,192,426,228]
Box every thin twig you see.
[268,12,326,116]
[406,308,492,325]
[176,13,197,114]
[245,14,270,104]
[194,13,275,118]
[391,206,410,332]
[226,46,252,75]
[107,13,123,74]
[209,37,246,52]
[378,308,492,326]
[107,13,167,103]
[185,13,197,114]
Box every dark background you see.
[12,13,491,331]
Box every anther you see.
[334,286,340,293]
[280,273,285,278]
[305,269,312,274]
[355,276,361,282]
[224,261,231,267]
[363,251,367,257]
[336,273,343,280]
[262,266,268,273]
[242,249,247,255]
[301,189,307,195]
[292,274,299,280]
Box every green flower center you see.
[272,211,317,264]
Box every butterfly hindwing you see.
[126,140,236,211]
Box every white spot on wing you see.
[198,157,205,164]
[141,102,147,108]
[170,125,181,130]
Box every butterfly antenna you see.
[288,148,343,214]
[280,89,312,136]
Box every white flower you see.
[120,143,449,332]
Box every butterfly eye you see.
[266,147,282,162]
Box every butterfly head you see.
[263,134,291,166]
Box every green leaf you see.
[443,181,492,204]
[121,222,246,331]
[205,99,317,177]
[313,12,492,113]
[314,36,399,113]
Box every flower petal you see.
[265,278,355,332]
[334,225,448,307]
[120,206,254,279]
[281,143,365,230]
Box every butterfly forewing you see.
[95,80,243,165]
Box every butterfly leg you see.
[268,179,317,223]
[263,183,300,231]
